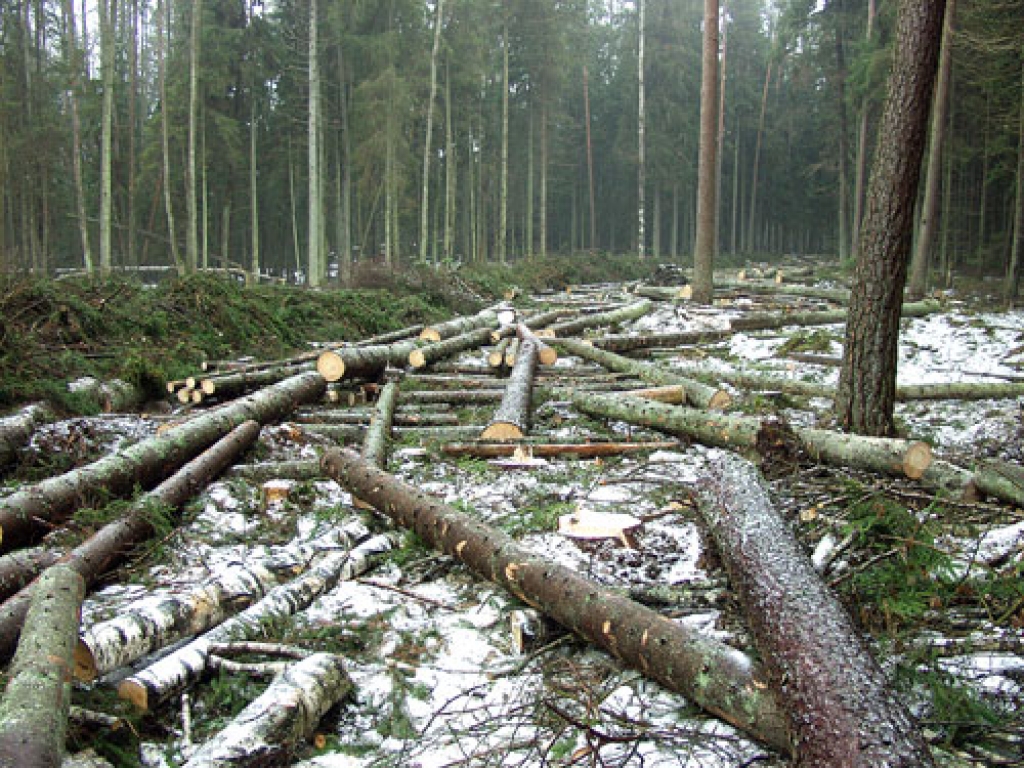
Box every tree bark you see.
[516,323,557,365]
[119,532,395,712]
[0,372,325,552]
[692,0,719,301]
[0,421,260,663]
[98,0,116,275]
[544,300,653,338]
[420,309,499,342]
[590,330,731,354]
[320,448,791,753]
[0,547,59,604]
[440,440,680,460]
[199,364,315,400]
[637,0,646,260]
[307,0,322,285]
[552,338,731,410]
[481,341,538,440]
[409,328,495,369]
[836,0,948,436]
[420,0,444,265]
[0,403,52,468]
[316,340,423,382]
[732,299,940,333]
[185,0,202,273]
[181,653,351,768]
[0,565,84,768]
[697,452,936,767]
[363,382,398,469]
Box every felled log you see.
[301,423,482,443]
[490,309,568,343]
[293,410,459,427]
[356,324,424,346]
[729,299,940,332]
[223,459,321,483]
[553,388,933,479]
[401,389,503,405]
[0,565,85,768]
[404,374,504,389]
[717,280,852,304]
[419,308,499,342]
[363,382,397,469]
[67,377,142,413]
[320,449,791,753]
[0,547,60,604]
[589,329,731,354]
[895,381,1024,401]
[119,532,396,712]
[198,363,315,399]
[543,299,653,338]
[408,327,494,369]
[503,338,520,367]
[633,285,689,301]
[0,421,261,663]
[697,453,935,767]
[488,337,512,369]
[315,339,423,383]
[481,340,538,440]
[440,440,680,459]
[0,403,53,468]
[181,653,351,768]
[516,323,557,365]
[0,372,324,553]
[74,557,289,682]
[552,338,731,410]
[921,458,1024,507]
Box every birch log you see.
[481,340,538,440]
[0,421,261,663]
[552,338,731,410]
[119,533,397,712]
[697,452,935,767]
[543,299,653,338]
[181,653,351,768]
[320,448,792,753]
[0,403,53,468]
[363,382,398,469]
[0,565,85,768]
[0,371,325,552]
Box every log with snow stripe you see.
[0,402,53,468]
[118,532,398,712]
[181,652,351,768]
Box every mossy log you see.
[223,459,322,483]
[552,338,731,410]
[543,299,653,338]
[363,382,398,470]
[440,440,681,459]
[293,410,459,427]
[419,309,499,342]
[921,459,1024,507]
[67,378,142,413]
[0,565,85,768]
[180,653,352,768]
[408,328,494,369]
[0,372,325,553]
[320,448,792,753]
[729,299,940,332]
[356,324,425,346]
[0,403,53,468]
[315,340,423,383]
[0,421,260,664]
[697,453,935,767]
[0,546,60,604]
[198,364,315,399]
[589,330,732,354]
[119,532,396,712]
[401,389,503,405]
[553,388,933,479]
[480,340,539,440]
[300,423,483,444]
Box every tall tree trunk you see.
[99,0,116,275]
[835,9,850,261]
[692,0,719,302]
[747,58,771,255]
[126,0,139,267]
[851,0,877,258]
[836,0,947,436]
[307,0,322,285]
[186,0,202,273]
[157,0,181,273]
[716,0,728,256]
[62,0,92,273]
[249,0,260,284]
[526,108,535,258]
[637,0,646,260]
[444,60,455,263]
[201,109,210,269]
[1006,54,1024,305]
[584,66,596,251]
[420,0,444,265]
[671,182,679,259]
[499,8,509,264]
[908,0,957,299]
[540,102,548,259]
[652,184,661,259]
[731,113,740,253]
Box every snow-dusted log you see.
[363,382,398,469]
[0,421,260,663]
[633,285,689,301]
[420,308,499,342]
[552,338,731,410]
[315,339,423,383]
[697,452,935,767]
[0,565,85,768]
[0,371,325,553]
[74,558,289,682]
[223,459,321,482]
[0,546,59,604]
[728,299,940,332]
[119,532,396,712]
[516,324,557,365]
[294,410,459,427]
[440,440,680,460]
[67,377,142,413]
[408,327,494,369]
[181,652,352,768]
[717,280,852,304]
[544,299,653,338]
[490,309,568,343]
[553,388,933,479]
[921,458,1024,507]
[481,340,538,440]
[303,423,482,444]
[198,363,315,399]
[589,329,731,354]
[320,449,792,753]
[0,403,53,468]
[895,381,1024,401]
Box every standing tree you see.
[99,0,116,274]
[308,0,323,286]
[836,0,947,436]
[637,0,646,260]
[692,0,719,302]
[186,0,203,273]
[420,0,445,265]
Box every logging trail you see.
[1,272,1023,767]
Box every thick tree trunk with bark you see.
[590,330,731,354]
[316,340,423,382]
[0,547,60,604]
[552,338,731,410]
[516,324,557,365]
[697,452,935,767]
[0,421,260,663]
[692,0,719,302]
[0,372,324,552]
[320,449,792,753]
[119,531,395,712]
[0,565,85,768]
[544,300,653,338]
[0,403,52,468]
[198,365,315,399]
[440,440,679,460]
[481,340,538,440]
[836,0,947,436]
[409,328,494,369]
[420,309,499,342]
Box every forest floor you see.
[1,260,1022,767]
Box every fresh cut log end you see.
[72,641,99,683]
[480,422,525,441]
[316,351,346,382]
[409,350,427,369]
[419,329,442,342]
[707,389,733,411]
[903,441,933,480]
[117,679,149,712]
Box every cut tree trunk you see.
[224,460,322,483]
[697,452,935,767]
[400,389,502,406]
[0,546,59,604]
[320,448,792,753]
[730,299,940,332]
[633,285,690,301]
[0,403,53,468]
[552,338,731,410]
[419,308,498,342]
[589,330,731,354]
[300,424,482,444]
[409,328,494,369]
[68,378,142,413]
[922,459,1024,507]
[895,381,1024,401]
[356,324,424,346]
[294,411,459,427]
[0,565,85,768]
[543,300,653,338]
[119,532,396,712]
[716,280,852,304]
[516,324,557,365]
[504,339,520,368]
[0,421,261,663]
[316,340,423,383]
[0,373,324,553]
[181,652,351,768]
[198,364,315,399]
[553,388,933,479]
[481,340,539,440]
[440,440,680,460]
